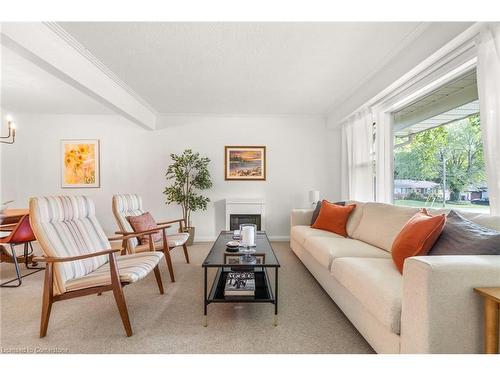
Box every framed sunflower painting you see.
[61,140,100,188]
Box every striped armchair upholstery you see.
[30,195,166,338]
[64,251,163,292]
[112,194,145,251]
[112,193,190,283]
[30,195,163,295]
[30,196,110,295]
[112,194,189,253]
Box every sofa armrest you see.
[400,255,500,353]
[291,209,314,227]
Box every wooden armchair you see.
[112,194,190,282]
[29,195,165,338]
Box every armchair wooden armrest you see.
[157,218,185,225]
[33,248,121,263]
[156,218,186,232]
[115,224,172,239]
[114,225,173,255]
[107,235,125,242]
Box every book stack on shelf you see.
[224,272,255,296]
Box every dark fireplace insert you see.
[230,214,262,231]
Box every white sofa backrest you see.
[464,213,500,230]
[349,202,419,252]
[345,202,500,252]
[427,207,500,231]
[345,200,366,237]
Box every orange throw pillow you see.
[311,200,356,237]
[391,209,446,274]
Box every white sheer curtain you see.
[477,23,500,215]
[340,124,350,200]
[341,110,374,201]
[374,110,394,203]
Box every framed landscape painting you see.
[225,146,266,180]
[61,139,100,188]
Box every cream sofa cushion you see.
[351,202,419,252]
[303,236,390,270]
[302,237,334,269]
[345,200,365,237]
[290,225,344,245]
[331,257,403,334]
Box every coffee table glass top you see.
[202,231,280,267]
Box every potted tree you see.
[164,149,212,245]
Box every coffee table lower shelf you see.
[208,268,274,302]
[203,266,278,326]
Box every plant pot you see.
[185,226,195,246]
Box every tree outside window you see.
[394,114,489,213]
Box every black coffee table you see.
[202,231,280,326]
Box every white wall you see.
[1,114,341,240]
[327,22,473,124]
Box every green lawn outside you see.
[394,199,490,214]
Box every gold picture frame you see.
[61,139,100,188]
[224,146,266,181]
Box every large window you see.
[392,71,489,213]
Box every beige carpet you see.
[0,242,374,354]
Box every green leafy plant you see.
[164,149,212,228]
[394,114,485,203]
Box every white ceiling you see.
[1,22,474,118]
[1,45,111,114]
[57,22,435,115]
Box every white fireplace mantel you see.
[225,198,266,231]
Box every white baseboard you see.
[193,236,217,243]
[268,235,290,242]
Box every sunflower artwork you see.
[61,140,100,188]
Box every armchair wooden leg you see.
[163,249,175,282]
[161,229,175,282]
[153,265,164,294]
[109,253,133,337]
[121,239,128,256]
[40,263,53,338]
[182,243,190,264]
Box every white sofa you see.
[290,201,500,353]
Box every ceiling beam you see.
[1,22,156,130]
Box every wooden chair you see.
[29,195,165,338]
[112,194,190,282]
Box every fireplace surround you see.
[225,198,266,231]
